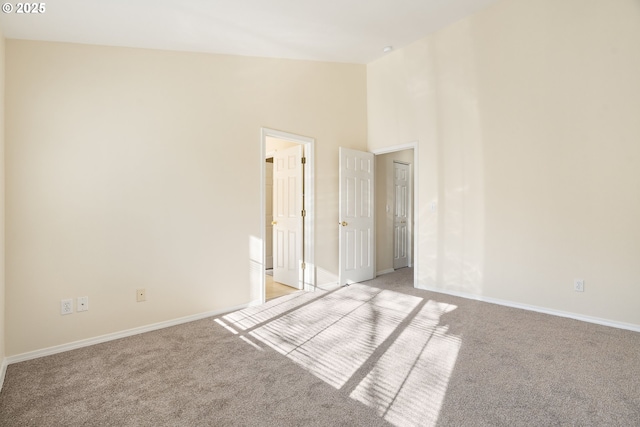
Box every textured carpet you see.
[1,268,639,426]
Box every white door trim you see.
[260,128,315,302]
[371,142,419,288]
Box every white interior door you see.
[393,162,410,269]
[265,160,274,269]
[339,147,375,285]
[273,145,303,289]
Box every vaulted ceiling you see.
[0,0,499,63]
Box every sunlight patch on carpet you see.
[250,285,421,388]
[239,335,264,351]
[219,283,461,427]
[222,290,324,330]
[214,318,238,335]
[350,300,461,427]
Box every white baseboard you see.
[417,285,640,333]
[6,303,251,365]
[247,298,264,308]
[376,269,395,276]
[315,281,341,291]
[0,358,7,392]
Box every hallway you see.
[265,270,300,301]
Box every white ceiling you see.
[0,0,499,64]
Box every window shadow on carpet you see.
[218,282,461,427]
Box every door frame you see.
[260,128,315,302]
[371,142,418,288]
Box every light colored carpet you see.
[1,267,639,426]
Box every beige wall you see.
[368,0,640,327]
[375,149,414,273]
[5,40,367,356]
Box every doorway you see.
[261,128,315,302]
[372,144,417,286]
[337,144,418,288]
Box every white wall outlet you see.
[136,288,146,302]
[61,299,73,315]
[574,279,585,292]
[77,296,89,312]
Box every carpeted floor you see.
[1,268,639,426]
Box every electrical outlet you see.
[136,288,146,302]
[574,279,585,292]
[77,296,89,312]
[61,299,73,315]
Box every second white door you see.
[339,147,375,285]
